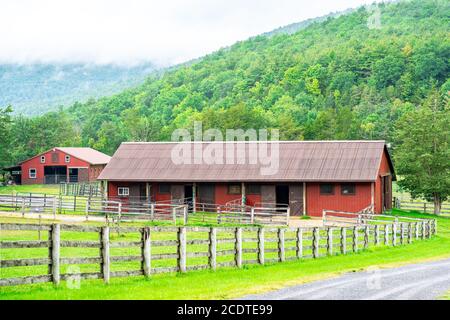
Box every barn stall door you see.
[198,184,215,204]
[381,175,392,211]
[289,184,303,216]
[171,185,184,202]
[261,185,276,208]
[78,168,89,183]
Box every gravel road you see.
[242,258,450,300]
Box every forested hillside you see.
[1,0,449,165]
[0,63,156,115]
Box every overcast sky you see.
[0,0,385,66]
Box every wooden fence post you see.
[250,208,255,224]
[400,223,405,245]
[427,220,432,239]
[38,215,42,240]
[313,227,319,258]
[384,224,389,245]
[364,226,369,249]
[421,221,426,240]
[49,224,60,286]
[183,206,188,225]
[235,228,242,268]
[101,226,110,284]
[85,197,90,221]
[172,207,177,225]
[408,223,413,244]
[209,228,217,270]
[278,228,285,262]
[150,203,155,220]
[392,223,397,246]
[327,228,333,256]
[286,207,290,226]
[216,207,221,224]
[374,225,380,246]
[178,227,186,273]
[296,228,303,259]
[258,228,265,265]
[58,194,63,215]
[142,227,151,278]
[21,198,25,217]
[352,227,358,252]
[341,228,346,254]
[52,197,57,219]
[415,222,419,240]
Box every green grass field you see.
[1,209,449,300]
[0,184,61,195]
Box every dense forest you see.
[0,0,449,165]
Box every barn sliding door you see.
[198,184,215,204]
[382,175,392,211]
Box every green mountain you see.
[2,0,449,164]
[0,63,157,115]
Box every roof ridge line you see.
[122,140,386,144]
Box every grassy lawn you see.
[0,184,60,195]
[0,209,449,300]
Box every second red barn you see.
[6,147,111,185]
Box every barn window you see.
[159,184,171,194]
[341,183,356,195]
[247,184,261,195]
[29,168,37,179]
[65,155,71,163]
[320,183,334,195]
[118,187,129,197]
[51,152,59,163]
[40,156,45,163]
[228,184,241,195]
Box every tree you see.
[0,106,13,166]
[0,106,13,182]
[92,121,125,155]
[393,89,450,214]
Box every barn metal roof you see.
[18,147,111,166]
[57,148,111,165]
[98,141,394,182]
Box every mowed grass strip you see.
[0,210,449,299]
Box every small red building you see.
[98,141,394,216]
[6,147,111,185]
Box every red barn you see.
[98,141,395,216]
[6,147,111,185]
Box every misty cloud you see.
[0,0,384,67]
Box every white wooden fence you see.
[393,199,450,215]
[322,209,424,226]
[0,219,437,286]
[0,194,289,226]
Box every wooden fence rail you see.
[0,219,437,287]
[0,194,289,226]
[393,198,450,214]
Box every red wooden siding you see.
[215,184,239,205]
[375,149,392,213]
[152,182,171,203]
[21,149,90,185]
[89,164,106,181]
[306,182,372,217]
